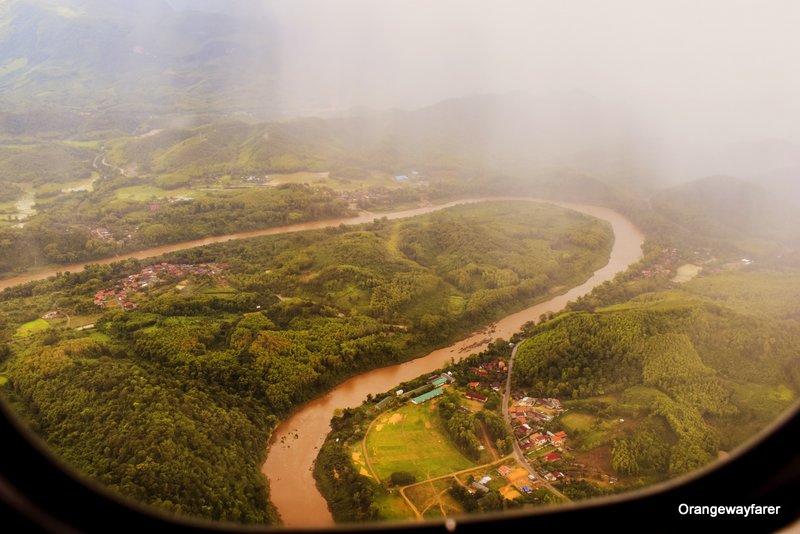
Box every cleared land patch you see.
[561,412,596,433]
[365,403,476,482]
[15,318,50,337]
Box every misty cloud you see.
[260,0,800,145]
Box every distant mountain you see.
[650,175,800,244]
[674,138,800,202]
[0,0,279,124]
[100,91,659,210]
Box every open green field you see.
[114,184,200,201]
[87,331,111,343]
[365,403,476,482]
[558,396,641,451]
[561,412,596,433]
[373,493,414,521]
[267,170,397,192]
[405,478,463,519]
[15,318,50,337]
[59,173,98,192]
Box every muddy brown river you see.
[0,198,548,290]
[0,197,643,527]
[260,199,644,528]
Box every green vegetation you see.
[514,271,800,482]
[0,201,610,523]
[3,2,799,526]
[314,437,380,522]
[14,318,49,337]
[560,413,596,433]
[389,471,416,486]
[314,339,521,523]
[366,403,476,481]
[0,143,94,187]
[650,175,800,245]
[0,177,350,273]
[5,337,276,522]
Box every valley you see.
[1,4,799,530]
[265,200,642,526]
[0,197,619,524]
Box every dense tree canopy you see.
[514,273,800,480]
[0,201,611,523]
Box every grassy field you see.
[373,493,414,521]
[560,412,596,433]
[365,402,476,482]
[45,313,103,330]
[266,170,397,192]
[59,174,98,192]
[87,331,111,343]
[405,478,462,519]
[15,318,50,337]
[348,444,375,480]
[114,184,200,201]
[559,396,641,451]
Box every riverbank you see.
[261,199,644,528]
[0,196,644,526]
[0,199,495,290]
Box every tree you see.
[389,471,416,486]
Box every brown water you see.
[0,197,643,526]
[260,199,644,528]
[0,199,493,291]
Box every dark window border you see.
[1,398,799,534]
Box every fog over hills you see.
[0,0,279,116]
[651,175,800,244]
[1,0,798,198]
[1,2,800,527]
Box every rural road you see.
[503,344,571,501]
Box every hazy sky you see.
[260,0,800,145]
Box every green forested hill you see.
[0,200,611,523]
[513,271,800,478]
[0,143,94,186]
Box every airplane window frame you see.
[1,394,798,533]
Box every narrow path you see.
[360,413,381,482]
[397,454,516,521]
[398,486,423,521]
[478,421,500,462]
[402,454,515,491]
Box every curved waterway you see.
[261,198,644,528]
[0,197,643,526]
[0,199,502,291]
